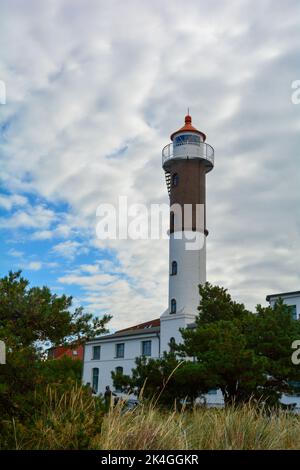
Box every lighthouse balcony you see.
[162,141,214,172]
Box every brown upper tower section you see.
[162,113,214,233]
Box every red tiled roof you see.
[47,344,84,360]
[117,318,160,333]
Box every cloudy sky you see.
[0,0,299,329]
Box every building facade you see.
[83,320,160,394]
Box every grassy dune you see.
[3,386,300,450]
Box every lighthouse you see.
[160,113,214,352]
[82,113,215,393]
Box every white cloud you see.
[31,230,53,240]
[58,252,166,329]
[0,204,57,229]
[23,260,58,271]
[8,248,24,258]
[51,240,89,260]
[0,194,27,211]
[1,0,300,328]
[27,261,42,271]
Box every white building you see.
[83,319,161,393]
[266,291,300,409]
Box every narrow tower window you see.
[169,337,176,352]
[171,261,177,276]
[172,173,179,187]
[170,299,176,314]
[170,212,175,232]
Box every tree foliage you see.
[114,282,300,407]
[178,283,300,406]
[0,271,111,418]
[112,352,214,407]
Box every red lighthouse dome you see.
[170,114,206,142]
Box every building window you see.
[171,261,177,276]
[114,366,124,393]
[116,343,125,358]
[92,345,101,360]
[289,305,297,320]
[171,299,176,314]
[141,340,152,357]
[288,380,300,396]
[92,367,99,393]
[207,389,218,395]
[172,173,179,187]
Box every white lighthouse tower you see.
[160,114,214,353]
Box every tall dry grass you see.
[8,386,300,450]
[95,401,187,450]
[96,399,300,450]
[185,404,300,450]
[11,385,104,450]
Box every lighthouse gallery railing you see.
[162,141,214,168]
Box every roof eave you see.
[86,326,161,344]
[266,290,300,302]
[170,128,207,142]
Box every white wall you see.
[160,311,196,354]
[160,230,205,353]
[83,333,160,394]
